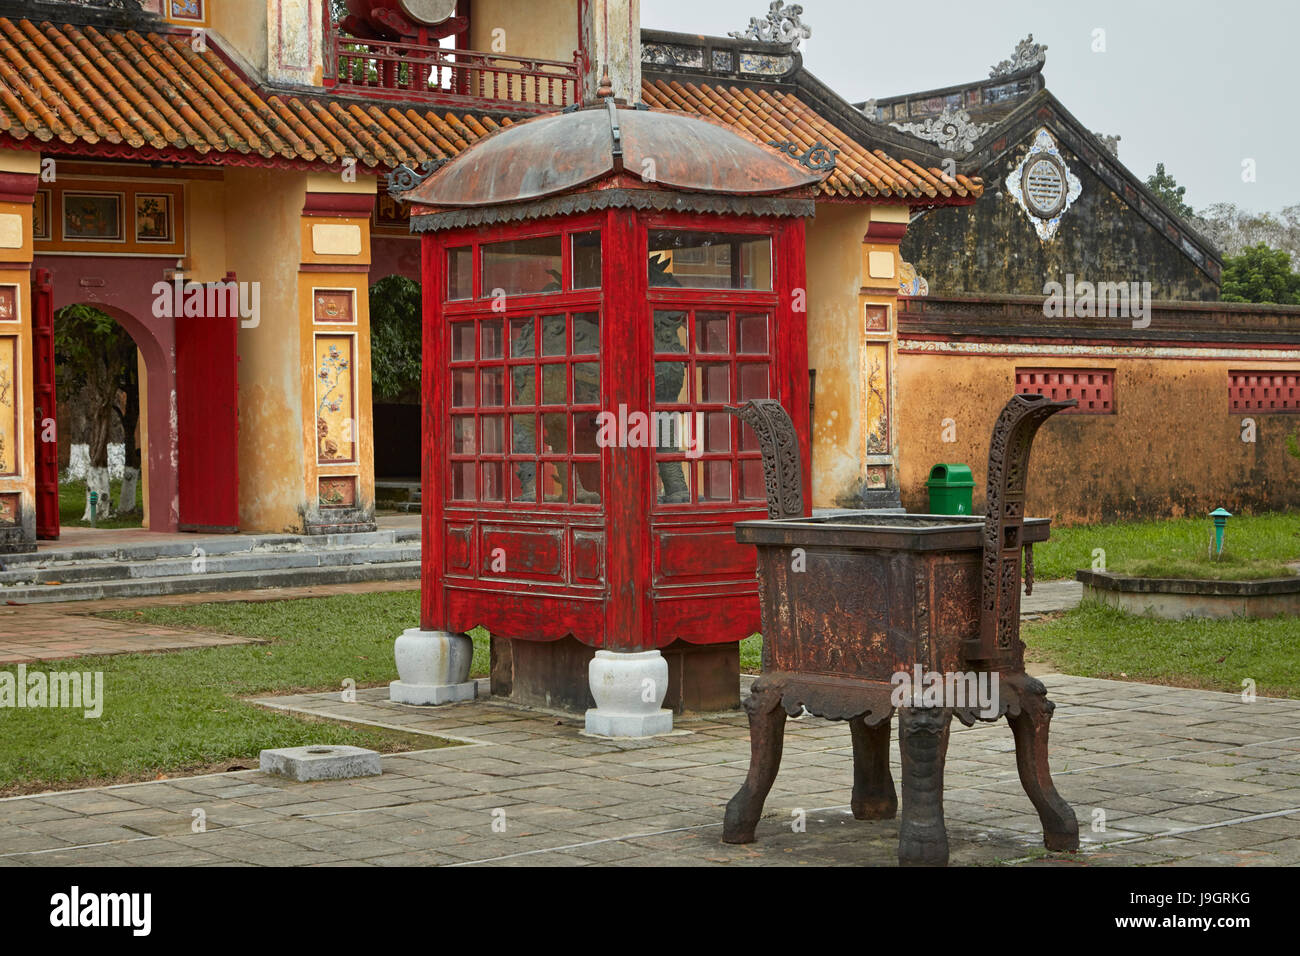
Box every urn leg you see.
[1005,674,1080,852]
[897,706,952,866]
[849,715,896,820]
[722,680,786,844]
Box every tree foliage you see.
[368,275,422,403]
[1194,203,1300,267]
[1146,162,1195,221]
[1219,242,1300,305]
[53,305,138,469]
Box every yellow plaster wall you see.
[182,177,228,282]
[804,204,868,507]
[0,149,36,548]
[895,353,1300,523]
[210,1,269,76]
[223,166,308,532]
[471,0,580,102]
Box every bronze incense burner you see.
[722,394,1080,865]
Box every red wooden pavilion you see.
[390,89,827,734]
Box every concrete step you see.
[0,560,421,605]
[0,544,420,587]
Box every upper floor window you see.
[447,230,602,302]
[647,230,772,291]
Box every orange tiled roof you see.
[0,17,512,167]
[0,17,979,204]
[641,79,982,202]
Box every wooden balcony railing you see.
[323,26,581,113]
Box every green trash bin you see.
[925,463,975,515]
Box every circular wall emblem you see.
[1022,154,1067,218]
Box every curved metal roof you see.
[398,101,824,208]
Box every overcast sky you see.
[642,0,1296,214]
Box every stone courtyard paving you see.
[1,675,1297,867]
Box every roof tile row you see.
[0,17,979,203]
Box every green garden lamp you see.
[89,490,99,528]
[1209,508,1231,557]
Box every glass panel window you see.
[482,236,562,297]
[481,415,504,454]
[481,368,504,407]
[647,230,772,290]
[481,320,503,359]
[451,369,474,407]
[452,415,475,454]
[571,231,602,289]
[696,311,729,353]
[650,307,774,507]
[737,313,768,353]
[541,314,567,356]
[451,322,475,360]
[448,308,601,509]
[572,312,599,354]
[447,246,473,300]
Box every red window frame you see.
[442,214,606,511]
[644,214,781,511]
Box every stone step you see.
[0,560,421,605]
[0,544,420,587]
[0,528,421,570]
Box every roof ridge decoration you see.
[1005,128,1082,242]
[728,2,811,50]
[890,107,991,156]
[387,158,448,199]
[1093,132,1121,158]
[989,34,1047,78]
[767,139,837,172]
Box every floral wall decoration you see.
[315,335,356,462]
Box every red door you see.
[176,272,240,532]
[31,268,58,539]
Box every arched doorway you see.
[53,302,144,527]
[40,257,179,532]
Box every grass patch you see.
[0,590,463,795]
[1030,511,1300,581]
[1023,601,1300,698]
[740,634,762,673]
[60,477,144,529]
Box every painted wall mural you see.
[319,475,358,509]
[315,335,356,462]
[0,336,16,476]
[862,341,889,455]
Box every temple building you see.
[0,0,1295,575]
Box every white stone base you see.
[583,648,673,738]
[259,744,381,782]
[584,708,674,738]
[390,628,477,706]
[389,679,478,705]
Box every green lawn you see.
[1030,511,1300,580]
[60,477,144,529]
[1023,601,1300,698]
[0,590,458,795]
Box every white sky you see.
[641,0,1297,214]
